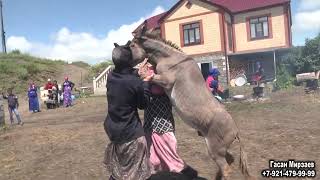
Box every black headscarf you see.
[112,41,132,70]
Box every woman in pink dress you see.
[143,64,198,179]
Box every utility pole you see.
[0,0,6,53]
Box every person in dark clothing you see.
[2,89,23,126]
[103,42,154,180]
[252,61,265,98]
[53,80,59,91]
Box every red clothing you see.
[206,76,223,95]
[44,82,54,90]
[206,76,214,92]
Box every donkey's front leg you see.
[152,74,173,90]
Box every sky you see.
[3,0,320,64]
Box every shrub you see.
[17,68,29,80]
[274,65,294,90]
[89,60,113,78]
[10,49,21,54]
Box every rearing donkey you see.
[128,24,254,180]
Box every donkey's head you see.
[128,22,151,65]
[130,22,184,66]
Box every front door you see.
[201,63,211,79]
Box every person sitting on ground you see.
[44,79,54,90]
[28,82,40,113]
[2,88,24,126]
[142,63,198,179]
[103,42,154,180]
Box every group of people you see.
[0,77,75,126]
[42,77,75,108]
[104,44,198,180]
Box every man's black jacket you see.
[104,67,151,144]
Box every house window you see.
[227,23,233,50]
[249,16,269,39]
[183,22,201,46]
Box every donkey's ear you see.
[114,43,120,47]
[125,40,131,46]
[133,21,147,38]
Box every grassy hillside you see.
[0,51,67,95]
[0,51,114,95]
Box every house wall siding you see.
[166,0,218,21]
[164,13,222,55]
[233,6,287,52]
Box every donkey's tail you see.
[236,133,254,180]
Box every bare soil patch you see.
[0,88,319,180]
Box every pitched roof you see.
[146,12,166,29]
[211,0,290,13]
[141,0,290,30]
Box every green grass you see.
[89,61,113,79]
[0,52,67,95]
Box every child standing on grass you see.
[2,88,24,126]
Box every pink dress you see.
[144,67,185,174]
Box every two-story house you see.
[134,0,292,86]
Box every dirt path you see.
[54,64,91,88]
[0,88,319,180]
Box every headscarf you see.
[29,82,36,91]
[256,61,261,68]
[112,41,133,69]
[209,68,220,78]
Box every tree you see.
[300,34,320,72]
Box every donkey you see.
[127,24,254,180]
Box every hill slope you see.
[0,52,91,95]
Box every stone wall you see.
[192,53,228,86]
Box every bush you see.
[89,60,113,78]
[0,63,9,73]
[274,65,294,90]
[10,49,21,54]
[17,68,28,80]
